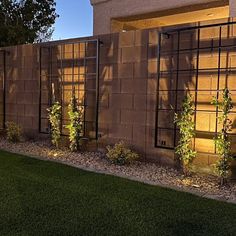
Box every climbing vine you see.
[212,88,233,184]
[66,94,84,152]
[174,93,196,175]
[47,101,61,148]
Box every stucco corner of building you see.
[230,0,236,17]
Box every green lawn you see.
[0,150,236,236]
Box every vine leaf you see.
[174,93,196,175]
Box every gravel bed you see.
[0,138,235,203]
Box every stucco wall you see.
[90,0,229,35]
[230,0,236,17]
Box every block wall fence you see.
[1,17,236,173]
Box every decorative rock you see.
[0,138,235,204]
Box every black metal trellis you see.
[155,20,236,153]
[0,50,6,130]
[39,39,100,140]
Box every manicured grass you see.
[0,150,235,236]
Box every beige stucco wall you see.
[90,0,229,35]
[230,0,236,17]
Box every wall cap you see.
[90,0,111,6]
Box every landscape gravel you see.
[0,138,235,204]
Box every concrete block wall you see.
[97,29,175,165]
[1,17,236,173]
[3,44,40,135]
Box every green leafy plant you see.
[5,122,22,142]
[66,95,83,152]
[212,88,233,185]
[47,101,61,148]
[174,93,196,175]
[106,141,139,165]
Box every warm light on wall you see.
[112,5,229,32]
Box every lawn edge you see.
[1,148,235,205]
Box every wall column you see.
[90,0,112,35]
[230,0,236,17]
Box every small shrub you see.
[66,95,83,152]
[106,141,139,165]
[47,101,61,148]
[212,88,233,185]
[174,93,196,175]
[6,122,22,142]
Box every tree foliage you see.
[174,93,196,175]
[212,88,233,184]
[0,0,58,47]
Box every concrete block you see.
[122,46,147,63]
[100,47,121,64]
[179,30,198,50]
[148,45,158,60]
[110,33,119,49]
[100,79,120,96]
[147,94,156,111]
[22,68,33,80]
[148,29,158,45]
[121,79,147,94]
[110,93,133,109]
[135,30,148,46]
[6,80,22,93]
[145,125,155,144]
[6,92,17,104]
[179,53,197,70]
[85,108,96,122]
[157,110,175,129]
[195,138,215,153]
[18,116,34,129]
[98,122,109,138]
[99,93,109,108]
[116,63,134,78]
[147,78,157,95]
[159,74,177,90]
[134,94,147,110]
[108,124,133,141]
[85,92,96,107]
[99,64,111,80]
[146,111,155,126]
[119,31,135,47]
[16,92,33,105]
[99,109,121,124]
[98,34,111,48]
[208,154,219,166]
[148,59,157,78]
[6,104,23,116]
[192,153,210,166]
[132,125,146,146]
[121,110,146,125]
[24,80,39,91]
[195,112,216,132]
[24,104,38,117]
[5,115,17,123]
[134,61,148,78]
